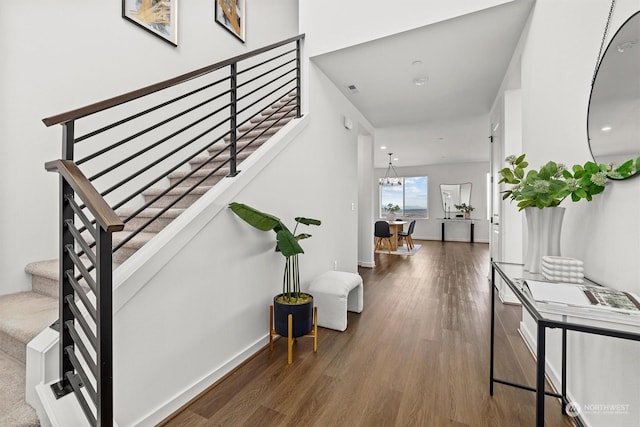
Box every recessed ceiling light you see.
[601,126,612,132]
[380,146,387,150]
[413,77,428,86]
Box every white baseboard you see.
[133,335,270,426]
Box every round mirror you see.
[588,10,640,180]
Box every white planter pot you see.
[524,206,565,273]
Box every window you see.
[380,176,428,218]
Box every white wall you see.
[0,0,299,294]
[299,0,515,58]
[374,162,490,243]
[501,0,640,425]
[107,61,373,425]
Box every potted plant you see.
[498,154,613,272]
[228,202,321,338]
[454,203,474,219]
[383,203,401,221]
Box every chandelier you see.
[379,153,402,186]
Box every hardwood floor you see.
[160,241,575,426]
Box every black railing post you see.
[228,63,239,177]
[96,229,113,427]
[295,38,302,118]
[51,121,76,398]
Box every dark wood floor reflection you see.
[161,241,575,427]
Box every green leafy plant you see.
[498,154,612,210]
[384,203,400,213]
[229,202,321,303]
[454,203,474,213]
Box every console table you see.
[490,261,640,427]
[439,218,474,242]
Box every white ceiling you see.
[312,1,534,168]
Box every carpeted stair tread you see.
[117,206,185,219]
[142,185,213,197]
[0,292,57,363]
[24,260,59,282]
[0,351,39,426]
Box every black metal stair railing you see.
[43,34,304,426]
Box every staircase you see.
[0,95,297,426]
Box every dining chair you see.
[374,221,393,253]
[398,220,416,250]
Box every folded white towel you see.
[542,256,584,266]
[542,272,585,284]
[542,265,584,279]
[541,259,584,273]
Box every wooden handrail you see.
[42,34,305,127]
[45,160,125,233]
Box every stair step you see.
[238,109,296,133]
[0,292,57,363]
[142,185,213,209]
[0,351,39,426]
[118,207,185,233]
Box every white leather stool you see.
[308,271,363,331]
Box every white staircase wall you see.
[33,62,374,426]
[0,0,299,296]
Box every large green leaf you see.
[276,229,304,257]
[229,202,282,231]
[295,217,321,226]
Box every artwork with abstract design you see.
[215,0,245,42]
[123,0,178,46]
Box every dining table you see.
[386,220,407,251]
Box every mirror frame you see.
[440,183,472,214]
[587,10,640,180]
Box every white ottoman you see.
[308,271,363,331]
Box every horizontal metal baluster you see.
[236,69,295,105]
[65,321,97,377]
[66,351,98,406]
[99,113,233,200]
[236,97,296,142]
[65,295,97,349]
[64,220,96,266]
[66,271,97,322]
[237,59,296,89]
[65,195,97,241]
[237,47,297,75]
[65,245,97,294]
[234,89,295,131]
[74,76,231,144]
[236,78,296,117]
[65,371,96,426]
[114,152,231,251]
[84,96,233,175]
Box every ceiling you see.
[312,1,534,168]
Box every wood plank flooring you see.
[160,241,576,427]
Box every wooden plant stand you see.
[269,305,318,364]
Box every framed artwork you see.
[122,0,178,46]
[215,0,245,42]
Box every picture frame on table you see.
[122,0,178,47]
[215,0,245,42]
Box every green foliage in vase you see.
[454,203,474,213]
[384,203,401,213]
[498,154,615,210]
[229,202,321,303]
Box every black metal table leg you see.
[536,322,547,427]
[441,222,445,242]
[490,264,496,395]
[471,222,475,243]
